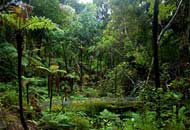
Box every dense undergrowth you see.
[0,0,190,129]
[0,80,190,130]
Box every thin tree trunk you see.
[186,0,190,62]
[114,67,117,97]
[48,55,51,97]
[49,74,53,112]
[80,46,83,91]
[63,45,68,72]
[152,0,161,124]
[152,0,160,89]
[56,75,60,96]
[16,30,28,130]
[26,84,29,105]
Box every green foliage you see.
[59,4,76,26]
[38,111,91,130]
[98,109,121,129]
[169,78,190,90]
[148,0,176,21]
[164,106,187,130]
[23,16,56,30]
[0,42,17,59]
[123,111,158,130]
[72,116,91,130]
[0,42,17,80]
[0,82,15,92]
[65,0,86,14]
[66,72,80,80]
[99,109,119,120]
[138,85,190,129]
[70,94,88,100]
[0,13,56,30]
[1,90,18,108]
[0,13,19,29]
[31,0,65,24]
[39,112,73,129]
[99,62,138,97]
[0,0,190,129]
[37,65,66,74]
[83,87,100,97]
[65,98,107,116]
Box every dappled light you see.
[0,0,190,130]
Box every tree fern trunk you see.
[16,30,28,130]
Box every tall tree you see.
[152,0,160,89]
[152,0,161,126]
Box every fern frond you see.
[22,16,56,30]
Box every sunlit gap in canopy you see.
[79,0,93,4]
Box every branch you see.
[157,0,183,43]
[145,58,154,85]
[146,0,183,88]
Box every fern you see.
[0,13,19,28]
[0,13,56,30]
[0,42,17,58]
[36,65,66,74]
[22,16,56,30]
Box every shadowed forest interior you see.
[0,0,190,130]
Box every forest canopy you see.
[0,0,190,130]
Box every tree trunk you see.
[114,67,117,97]
[26,84,29,105]
[152,0,161,124]
[80,46,83,91]
[16,30,28,130]
[152,0,160,89]
[48,55,51,97]
[186,0,190,62]
[49,76,53,112]
[63,45,68,72]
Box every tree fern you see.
[0,13,56,30]
[22,16,56,30]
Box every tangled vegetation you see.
[0,0,190,130]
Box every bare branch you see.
[157,0,183,43]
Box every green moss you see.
[65,98,142,116]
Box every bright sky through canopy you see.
[79,0,93,4]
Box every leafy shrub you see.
[164,106,187,130]
[72,116,91,130]
[0,42,17,81]
[38,111,91,130]
[1,90,18,108]
[38,112,74,130]
[138,85,190,130]
[97,109,121,129]
[123,111,158,130]
[70,94,88,100]
[83,87,100,97]
[98,62,137,97]
[169,78,190,99]
[0,82,15,92]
